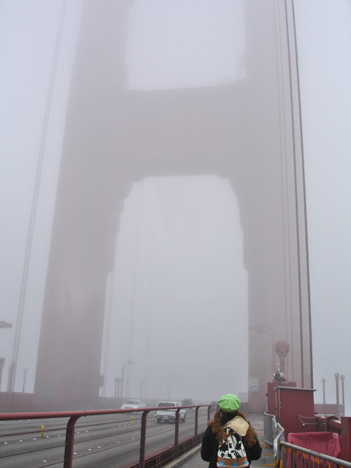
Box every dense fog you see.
[0,1,350,411]
[100,176,247,401]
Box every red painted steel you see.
[275,386,316,437]
[63,415,80,468]
[340,418,351,462]
[266,381,297,415]
[139,409,151,468]
[0,404,211,468]
[279,441,351,468]
[174,409,180,458]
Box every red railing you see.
[316,415,342,435]
[316,416,351,461]
[278,441,351,468]
[0,404,214,468]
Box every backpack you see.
[217,428,249,467]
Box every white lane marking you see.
[19,440,23,442]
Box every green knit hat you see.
[218,394,240,412]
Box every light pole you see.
[274,341,290,375]
[334,373,340,419]
[0,358,5,391]
[0,323,12,393]
[121,360,135,400]
[340,375,345,416]
[1,322,14,393]
[322,378,326,404]
[114,378,121,399]
[6,362,15,393]
[22,368,28,393]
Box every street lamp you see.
[1,322,14,393]
[22,368,28,393]
[7,362,15,393]
[340,375,345,416]
[322,378,326,404]
[0,358,5,391]
[334,373,340,419]
[274,341,290,374]
[114,378,121,399]
[121,360,135,400]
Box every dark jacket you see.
[201,424,262,468]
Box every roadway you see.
[0,409,211,468]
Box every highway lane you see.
[0,411,210,467]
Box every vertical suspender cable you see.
[8,0,67,392]
[283,0,312,388]
[283,0,304,388]
[290,0,313,388]
[274,0,295,381]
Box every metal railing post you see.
[63,415,80,468]
[195,407,199,436]
[175,409,180,458]
[139,409,150,468]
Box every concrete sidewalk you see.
[163,414,274,468]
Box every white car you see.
[156,401,186,423]
[121,399,146,410]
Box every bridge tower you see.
[34,0,312,410]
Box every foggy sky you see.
[0,1,350,408]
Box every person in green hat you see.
[201,394,261,468]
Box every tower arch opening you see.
[100,175,248,402]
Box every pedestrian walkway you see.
[165,413,274,468]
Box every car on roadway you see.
[121,399,146,410]
[156,401,186,423]
[181,398,194,410]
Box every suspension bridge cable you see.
[8,0,68,392]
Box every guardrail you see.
[277,441,351,468]
[264,412,285,455]
[316,415,342,435]
[0,404,215,468]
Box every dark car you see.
[181,398,194,409]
